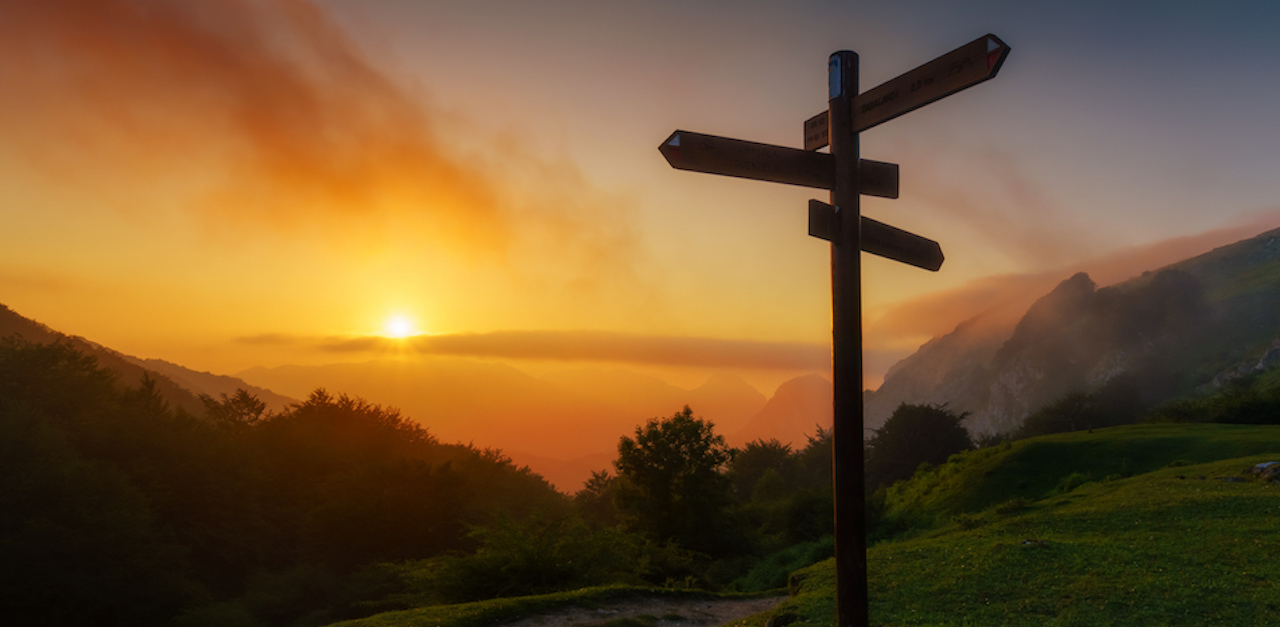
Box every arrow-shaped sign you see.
[861,214,944,271]
[660,131,898,198]
[804,34,1010,149]
[661,130,832,189]
[808,200,943,271]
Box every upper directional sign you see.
[804,34,1010,149]
[660,131,899,198]
[855,34,1009,133]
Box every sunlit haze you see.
[384,315,418,339]
[4,1,1280,411]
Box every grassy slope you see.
[739,424,1280,626]
[883,423,1280,530]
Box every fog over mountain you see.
[867,227,1280,436]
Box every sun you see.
[383,315,417,339]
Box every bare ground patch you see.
[500,594,785,627]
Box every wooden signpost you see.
[660,34,1010,627]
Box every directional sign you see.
[861,214,944,271]
[808,199,840,242]
[859,159,899,200]
[804,110,829,151]
[854,33,1009,132]
[804,34,1010,148]
[807,200,943,271]
[660,131,898,198]
[660,130,833,189]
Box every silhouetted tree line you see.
[1147,370,1280,426]
[0,339,564,626]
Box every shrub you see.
[1055,472,1092,494]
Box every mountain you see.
[237,359,785,490]
[733,373,833,446]
[537,368,767,437]
[687,373,770,435]
[122,355,297,412]
[866,227,1280,436]
[0,304,206,415]
[238,358,641,462]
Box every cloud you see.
[0,0,639,281]
[238,329,831,370]
[895,142,1099,272]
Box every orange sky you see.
[4,0,1280,395]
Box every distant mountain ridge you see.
[0,304,203,415]
[0,301,833,491]
[0,304,298,416]
[736,373,833,445]
[123,355,296,412]
[237,358,831,488]
[866,227,1280,435]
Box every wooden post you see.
[828,49,869,627]
[661,35,1010,626]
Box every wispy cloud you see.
[0,0,640,282]
[238,329,831,370]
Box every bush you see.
[731,536,834,592]
[865,404,973,490]
[398,515,694,604]
[1055,472,1092,494]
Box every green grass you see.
[762,456,1280,626]
[732,424,1280,626]
[882,423,1280,530]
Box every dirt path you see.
[501,595,786,627]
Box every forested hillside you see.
[0,338,563,626]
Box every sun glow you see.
[383,315,417,338]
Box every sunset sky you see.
[4,0,1280,393]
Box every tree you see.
[727,439,794,501]
[613,406,738,556]
[865,403,972,489]
[1017,375,1143,438]
[574,469,621,527]
[200,389,268,429]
